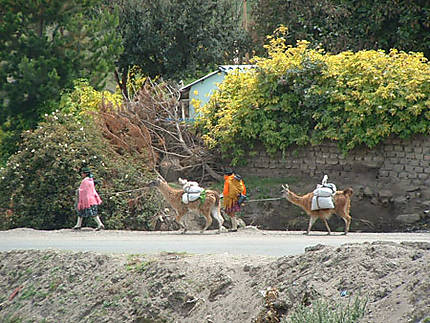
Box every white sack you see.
[182,192,201,204]
[184,185,204,194]
[311,196,335,210]
[179,177,204,203]
[313,186,336,197]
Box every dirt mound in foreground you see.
[1,241,429,323]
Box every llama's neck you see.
[157,181,183,205]
[286,190,307,210]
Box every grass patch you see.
[42,253,53,260]
[102,299,120,308]
[49,278,61,291]
[211,175,297,197]
[35,290,49,300]
[228,175,298,200]
[245,175,298,187]
[2,314,24,323]
[283,296,368,323]
[125,255,149,273]
[133,261,147,273]
[18,285,37,300]
[177,175,298,201]
[246,175,299,198]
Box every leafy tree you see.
[250,0,430,58]
[250,0,350,54]
[337,0,430,57]
[112,0,251,98]
[0,0,122,160]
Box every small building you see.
[179,65,255,121]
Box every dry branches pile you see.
[96,78,222,181]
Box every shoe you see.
[72,226,81,231]
[228,229,238,232]
[95,224,105,231]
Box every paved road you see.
[1,228,429,257]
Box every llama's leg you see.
[176,213,187,234]
[322,218,332,235]
[200,210,213,233]
[342,214,351,235]
[305,216,317,235]
[339,202,352,235]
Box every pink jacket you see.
[78,177,102,210]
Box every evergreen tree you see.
[0,0,122,159]
[251,0,430,58]
[112,0,251,98]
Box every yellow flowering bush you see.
[126,66,148,99]
[317,49,430,151]
[59,79,122,118]
[59,69,148,118]
[196,27,430,163]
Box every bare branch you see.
[95,78,222,181]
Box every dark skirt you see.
[225,201,241,214]
[77,205,99,218]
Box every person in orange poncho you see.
[223,169,246,232]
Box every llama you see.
[148,178,225,234]
[281,184,353,235]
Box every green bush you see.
[0,112,160,230]
[283,296,368,323]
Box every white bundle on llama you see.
[178,178,204,204]
[311,175,337,210]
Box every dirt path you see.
[1,241,430,322]
[1,228,429,256]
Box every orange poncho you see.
[223,175,246,210]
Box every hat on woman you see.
[224,168,234,176]
[81,166,92,174]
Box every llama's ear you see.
[281,184,289,191]
[322,175,328,185]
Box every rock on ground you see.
[0,241,429,323]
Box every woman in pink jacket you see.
[73,167,104,231]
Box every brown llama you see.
[148,178,225,234]
[281,184,353,235]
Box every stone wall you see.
[236,135,430,187]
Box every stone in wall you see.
[237,135,430,187]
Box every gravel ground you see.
[1,239,429,322]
